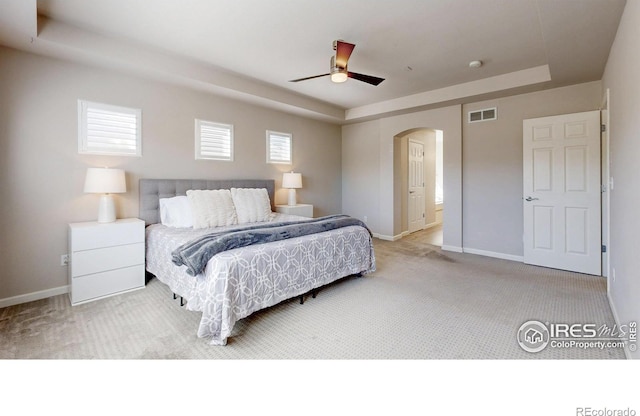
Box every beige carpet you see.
[0,230,625,359]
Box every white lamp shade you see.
[84,168,126,194]
[282,172,302,189]
[84,168,126,223]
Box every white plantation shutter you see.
[196,120,234,161]
[266,130,292,164]
[78,100,141,156]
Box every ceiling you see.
[0,0,627,123]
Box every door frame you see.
[601,89,611,280]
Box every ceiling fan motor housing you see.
[331,55,346,71]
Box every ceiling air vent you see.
[468,107,497,123]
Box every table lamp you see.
[282,171,302,206]
[84,167,126,223]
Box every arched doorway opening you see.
[393,128,444,245]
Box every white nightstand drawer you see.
[70,219,144,251]
[71,265,145,305]
[68,218,146,306]
[275,204,314,218]
[71,242,144,277]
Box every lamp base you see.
[97,194,116,223]
[287,189,297,206]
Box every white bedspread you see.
[145,213,376,345]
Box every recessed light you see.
[469,60,483,68]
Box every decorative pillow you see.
[186,189,238,229]
[159,195,194,228]
[230,188,272,224]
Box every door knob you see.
[525,196,539,202]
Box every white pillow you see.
[186,189,238,229]
[159,196,193,228]
[231,188,272,224]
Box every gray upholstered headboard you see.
[139,179,276,226]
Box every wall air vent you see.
[468,107,497,123]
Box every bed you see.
[140,179,376,345]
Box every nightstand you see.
[275,204,314,218]
[68,218,145,305]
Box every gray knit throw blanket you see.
[171,214,371,276]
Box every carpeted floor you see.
[0,229,625,359]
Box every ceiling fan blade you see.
[348,72,385,86]
[288,73,330,82]
[335,40,355,68]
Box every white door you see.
[523,110,601,275]
[408,139,425,233]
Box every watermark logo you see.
[576,407,636,416]
[517,320,637,353]
[517,320,550,353]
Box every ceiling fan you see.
[289,40,385,86]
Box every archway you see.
[393,128,443,244]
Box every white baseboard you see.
[462,247,524,263]
[374,236,521,264]
[424,222,442,230]
[375,225,442,242]
[441,245,463,253]
[373,233,403,241]
[0,285,69,309]
[607,291,632,360]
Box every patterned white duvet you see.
[145,213,376,345]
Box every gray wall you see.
[342,105,463,247]
[462,81,602,258]
[342,82,602,259]
[341,120,381,232]
[602,0,640,359]
[0,46,342,301]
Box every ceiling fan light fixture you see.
[289,40,383,86]
[330,70,348,83]
[330,56,348,83]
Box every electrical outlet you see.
[363,215,368,223]
[612,268,616,282]
[61,254,69,266]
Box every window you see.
[266,130,292,164]
[78,100,142,156]
[195,119,234,161]
[435,130,444,204]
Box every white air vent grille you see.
[468,107,497,123]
